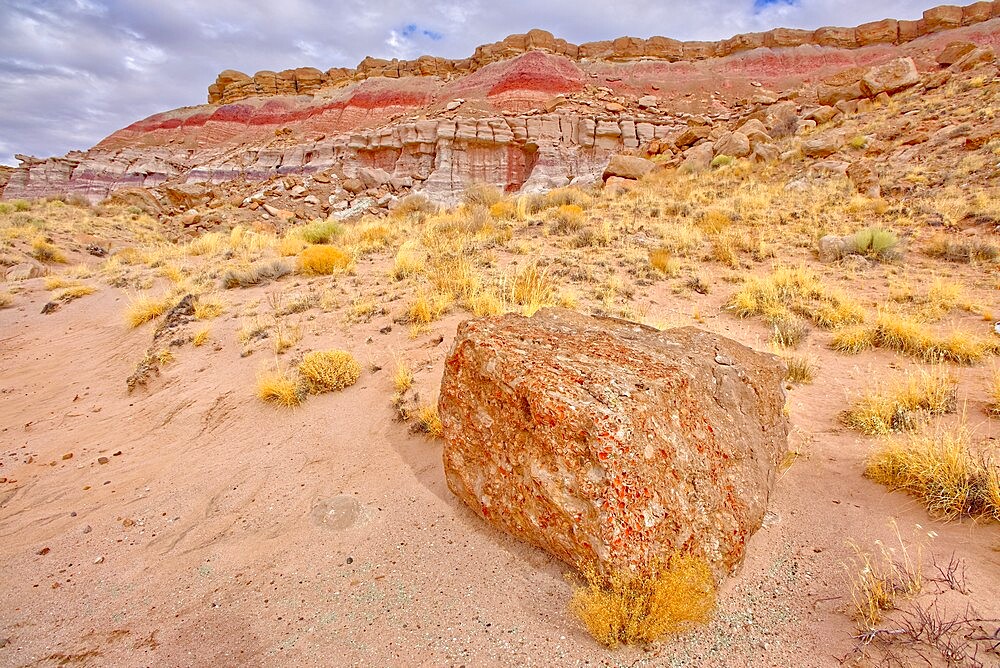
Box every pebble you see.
[82,525,92,534]
[94,556,104,564]
[97,456,109,465]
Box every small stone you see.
[62,452,73,460]
[346,556,354,564]
[97,456,109,465]
[37,547,50,556]
[82,525,92,534]
[94,556,104,564]
[605,102,625,113]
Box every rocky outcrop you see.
[207,2,1000,104]
[439,309,789,579]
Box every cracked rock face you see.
[439,308,789,579]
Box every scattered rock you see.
[818,234,851,262]
[678,142,715,173]
[802,135,841,158]
[713,131,751,158]
[936,41,977,66]
[440,309,789,579]
[950,46,996,72]
[601,155,655,181]
[860,57,920,97]
[6,262,47,281]
[847,161,881,197]
[445,99,465,111]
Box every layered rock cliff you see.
[3,1,1000,209]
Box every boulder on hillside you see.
[936,41,977,66]
[713,131,751,158]
[439,309,789,579]
[602,155,655,181]
[860,57,920,97]
[802,135,841,158]
[950,46,996,72]
[678,143,715,173]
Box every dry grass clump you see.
[392,360,414,393]
[852,227,899,261]
[510,263,558,315]
[657,222,703,257]
[729,266,865,330]
[256,366,305,407]
[31,236,67,263]
[784,355,815,384]
[842,368,957,435]
[570,554,716,647]
[193,295,225,320]
[847,527,923,630]
[408,288,454,324]
[865,422,999,521]
[549,204,586,234]
[415,403,444,437]
[463,183,505,209]
[125,292,174,328]
[391,240,426,280]
[185,232,226,257]
[542,187,592,210]
[53,284,96,302]
[222,258,292,288]
[925,234,998,263]
[276,235,308,257]
[832,311,998,363]
[192,328,210,347]
[295,219,343,245]
[272,321,303,354]
[0,291,13,309]
[648,247,680,277]
[297,245,353,275]
[343,219,394,254]
[297,350,361,394]
[988,368,1000,416]
[392,193,438,218]
[488,199,517,220]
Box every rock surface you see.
[439,309,789,578]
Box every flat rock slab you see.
[440,308,788,579]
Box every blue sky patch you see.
[401,24,443,40]
[754,0,798,9]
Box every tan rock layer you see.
[208,1,1000,104]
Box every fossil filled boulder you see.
[439,308,789,579]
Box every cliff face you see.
[206,4,999,105]
[3,2,1000,207]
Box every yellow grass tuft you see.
[729,265,865,330]
[649,247,680,277]
[833,311,998,363]
[988,368,1000,416]
[54,284,96,301]
[193,295,225,320]
[416,403,443,438]
[298,245,353,275]
[344,220,394,254]
[784,355,815,384]
[842,367,957,435]
[256,366,304,407]
[297,350,361,394]
[0,291,13,309]
[549,204,585,234]
[865,421,999,520]
[393,360,414,393]
[125,293,173,328]
[847,525,923,630]
[408,288,453,324]
[192,328,210,347]
[295,219,343,245]
[276,235,308,257]
[510,263,557,316]
[31,236,67,263]
[570,554,716,647]
[272,320,303,354]
[391,240,426,280]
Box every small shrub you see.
[543,187,592,209]
[847,135,869,150]
[276,235,308,257]
[729,266,864,330]
[298,245,352,275]
[842,367,957,435]
[784,355,815,384]
[833,311,999,363]
[462,183,504,209]
[488,200,517,220]
[865,421,999,520]
[570,554,716,647]
[296,219,343,245]
[222,259,292,288]
[297,350,361,394]
[31,236,67,263]
[710,154,734,168]
[256,366,305,407]
[658,222,704,257]
[988,368,1000,416]
[125,293,173,328]
[852,227,899,261]
[344,220,393,254]
[272,321,303,354]
[771,314,809,348]
[392,194,437,218]
[0,292,12,309]
[925,234,998,263]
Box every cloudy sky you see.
[1,0,935,165]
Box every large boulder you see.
[439,309,789,579]
[601,155,655,181]
[860,57,920,97]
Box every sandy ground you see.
[1,240,998,668]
